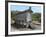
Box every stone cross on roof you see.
[28,6,31,11]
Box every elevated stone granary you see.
[15,7,33,28]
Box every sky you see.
[11,5,41,13]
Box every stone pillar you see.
[27,12,32,22]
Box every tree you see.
[11,11,16,21]
[32,13,41,22]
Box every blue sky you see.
[11,5,41,13]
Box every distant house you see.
[15,7,33,28]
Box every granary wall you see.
[15,12,27,24]
[15,11,32,25]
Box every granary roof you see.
[16,10,33,15]
[15,7,33,15]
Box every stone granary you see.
[15,7,33,28]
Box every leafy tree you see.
[11,11,16,21]
[32,13,41,22]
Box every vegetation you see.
[11,11,16,21]
[32,13,41,22]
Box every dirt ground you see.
[11,21,41,32]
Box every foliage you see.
[11,11,16,21]
[32,13,41,22]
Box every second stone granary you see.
[15,7,33,28]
